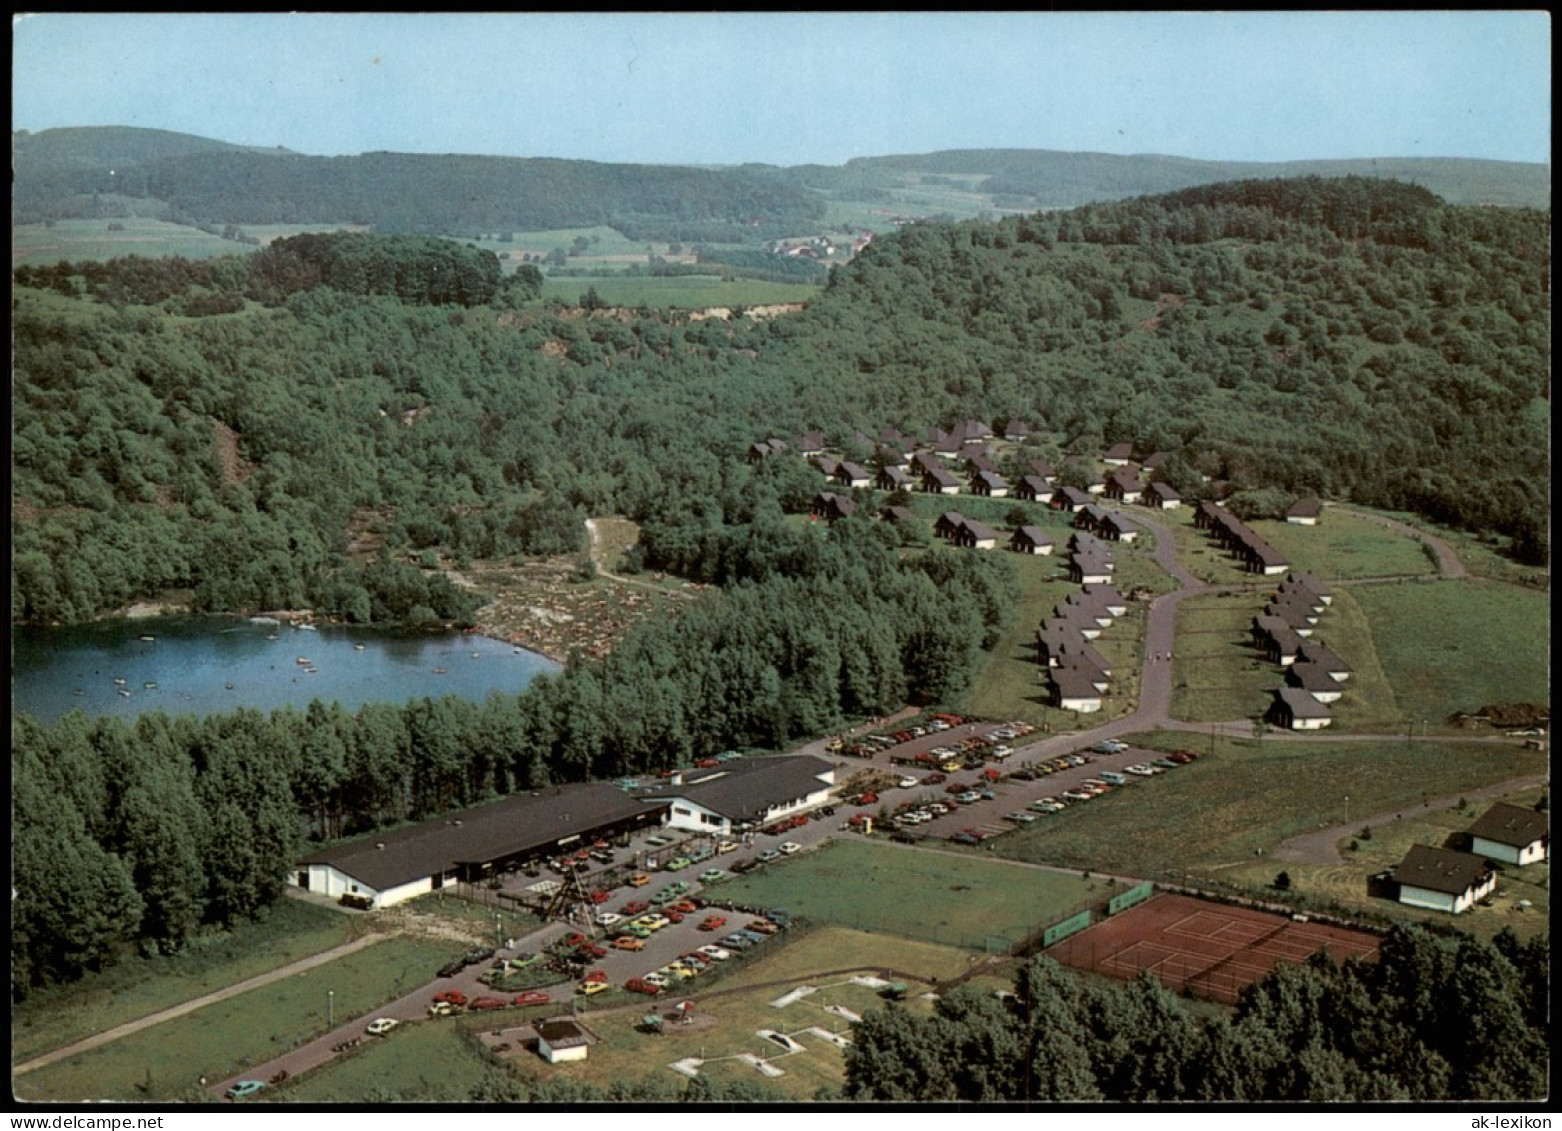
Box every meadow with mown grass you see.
[14,936,453,1103]
[995,730,1547,885]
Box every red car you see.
[666,910,685,924]
[589,889,611,904]
[668,899,698,914]
[698,914,728,932]
[563,932,588,948]
[625,978,661,995]
[924,772,947,786]
[945,781,966,794]
[469,996,507,1011]
[512,991,550,1007]
[858,792,878,806]
[576,942,607,959]
[432,989,467,1007]
[584,969,608,984]
[621,900,650,916]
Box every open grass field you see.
[1251,512,1438,580]
[995,730,1547,885]
[1171,587,1402,730]
[1218,785,1551,943]
[709,839,1098,950]
[539,275,818,309]
[11,898,353,1066]
[14,936,454,1103]
[275,1017,498,1103]
[1351,578,1550,729]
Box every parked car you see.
[427,1000,459,1017]
[366,1018,399,1036]
[716,840,739,853]
[758,849,781,863]
[699,914,728,931]
[1093,740,1128,754]
[512,991,550,1007]
[625,977,661,995]
[700,868,727,883]
[664,856,692,871]
[778,841,802,855]
[577,980,610,996]
[438,960,466,978]
[614,935,646,951]
[746,919,778,934]
[432,989,467,1006]
[628,872,652,886]
[698,944,731,961]
[621,900,651,915]
[643,972,670,987]
[226,1081,266,1100]
[950,831,979,845]
[1004,811,1038,823]
[469,996,507,1011]
[595,911,623,927]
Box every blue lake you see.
[11,616,560,723]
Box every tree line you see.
[845,929,1549,1102]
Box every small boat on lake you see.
[117,688,132,697]
[296,657,312,666]
[143,681,158,689]
[112,678,127,686]
[139,635,156,642]
[354,644,366,651]
[433,667,448,674]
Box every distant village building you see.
[1286,498,1323,525]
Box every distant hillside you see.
[14,126,1548,243]
[810,149,1552,210]
[12,127,824,241]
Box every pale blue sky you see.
[12,12,1552,166]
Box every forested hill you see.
[11,176,1549,627]
[12,127,825,242]
[816,148,1552,209]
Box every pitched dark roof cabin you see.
[1268,685,1333,724]
[1051,486,1093,511]
[1467,803,1548,851]
[1015,475,1052,501]
[934,511,968,539]
[881,505,918,525]
[1393,843,1495,896]
[1102,441,1135,464]
[1287,497,1323,520]
[1010,525,1055,553]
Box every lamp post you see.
[328,989,334,1028]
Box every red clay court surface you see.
[1047,892,1381,1005]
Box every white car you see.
[1004,811,1038,823]
[778,841,802,855]
[366,1018,399,1036]
[898,776,919,789]
[643,971,670,987]
[595,911,623,927]
[698,945,731,961]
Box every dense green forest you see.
[844,934,1549,1101]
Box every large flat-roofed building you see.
[295,783,668,908]
[640,755,836,836]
